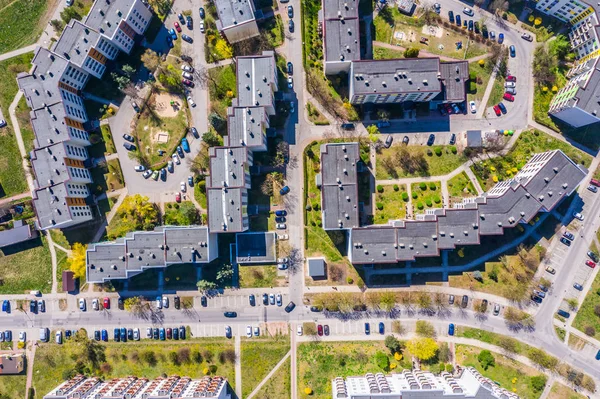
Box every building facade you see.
[535,0,592,23]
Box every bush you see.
[450,146,457,154]
[346,277,354,284]
[427,149,433,156]
[584,326,596,336]
[375,351,390,370]
[434,147,442,156]
[433,196,441,204]
[377,185,384,193]
[419,182,427,191]
[477,350,495,370]
[412,192,418,199]
[417,202,424,210]
[402,192,409,202]
[531,375,547,393]
[376,202,384,210]
[429,182,436,190]
[393,184,399,191]
[425,199,433,207]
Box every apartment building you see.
[225,106,269,151]
[344,148,585,265]
[568,13,600,60]
[233,51,278,114]
[214,0,259,43]
[83,0,152,53]
[332,368,518,399]
[548,57,600,127]
[321,0,361,74]
[535,0,591,23]
[86,226,217,283]
[43,375,230,399]
[33,183,93,230]
[207,146,253,233]
[31,142,92,190]
[29,102,90,148]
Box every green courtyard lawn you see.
[376,145,465,179]
[411,181,442,214]
[455,345,546,399]
[239,266,283,288]
[163,201,200,226]
[373,45,405,60]
[0,236,52,294]
[0,0,52,54]
[572,271,600,341]
[91,159,125,194]
[487,73,506,109]
[100,124,117,154]
[0,375,26,399]
[471,129,592,191]
[241,336,290,398]
[16,96,35,154]
[468,60,493,103]
[32,337,236,398]
[194,177,207,209]
[548,382,586,399]
[374,184,408,224]
[533,67,568,132]
[254,357,290,399]
[106,195,159,240]
[447,171,477,205]
[49,230,71,250]
[208,64,236,118]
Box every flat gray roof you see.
[53,20,101,68]
[87,241,128,280]
[235,53,276,109]
[439,61,469,102]
[322,0,359,19]
[207,187,246,232]
[350,227,398,264]
[84,0,137,38]
[164,226,210,264]
[320,142,360,229]
[435,208,480,249]
[0,223,36,248]
[226,106,268,148]
[124,231,165,270]
[568,64,600,113]
[324,19,361,63]
[208,146,249,189]
[30,103,74,148]
[351,58,442,96]
[396,220,439,260]
[308,258,326,277]
[18,48,69,111]
[236,232,276,263]
[215,0,255,30]
[33,183,73,229]
[31,143,74,188]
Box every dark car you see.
[310,305,322,312]
[181,34,193,43]
[182,78,195,88]
[177,146,184,157]
[324,325,330,336]
[123,134,134,142]
[153,328,159,340]
[468,20,473,31]
[94,330,101,341]
[498,102,507,114]
[455,15,461,26]
[531,294,542,303]
[588,251,599,262]
[160,168,166,180]
[402,136,409,144]
[461,295,468,308]
[474,21,480,33]
[166,328,172,339]
[166,35,174,48]
[159,328,166,340]
[179,326,186,339]
[448,10,454,23]
[275,210,287,217]
[482,25,489,38]
[186,15,192,29]
[563,231,575,241]
[275,216,286,223]
[119,328,126,342]
[199,7,205,18]
[574,283,583,291]
[65,330,72,339]
[498,32,504,44]
[127,329,133,341]
[427,134,435,146]
[448,323,455,336]
[173,327,179,340]
[341,123,355,130]
[224,311,238,318]
[378,322,385,335]
[481,299,488,312]
[249,294,256,306]
[178,13,185,24]
[287,62,293,75]
[2,300,9,312]
[509,45,516,57]
[263,293,269,305]
[101,330,108,341]
[317,324,323,336]
[287,5,293,17]
[288,19,294,32]
[280,186,290,195]
[439,104,448,115]
[384,135,393,148]
[449,133,456,145]
[123,142,136,151]
[118,297,124,310]
[364,323,370,335]
[181,54,192,62]
[181,138,190,152]
[201,296,207,307]
[29,300,37,313]
[174,296,180,309]
[114,328,120,342]
[190,127,199,138]
[560,237,572,246]
[596,350,600,361]
[285,301,296,313]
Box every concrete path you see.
[90,189,128,244]
[0,44,37,62]
[234,335,242,398]
[0,192,30,206]
[290,323,298,399]
[24,343,37,398]
[539,377,555,399]
[53,243,71,255]
[464,166,484,195]
[246,350,291,399]
[476,57,501,118]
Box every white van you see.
[39,328,48,342]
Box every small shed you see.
[466,130,483,147]
[307,258,326,278]
[397,0,416,15]
[62,271,75,292]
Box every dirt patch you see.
[263,322,289,336]
[422,25,443,38]
[154,92,184,118]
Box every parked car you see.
[156,296,162,309]
[287,62,293,74]
[123,142,136,151]
[182,78,194,87]
[169,28,177,40]
[269,293,275,305]
[224,311,237,318]
[186,15,192,29]
[531,294,542,303]
[574,283,584,291]
[324,325,330,336]
[287,5,293,17]
[506,75,517,82]
[384,135,393,148]
[509,45,516,57]
[276,293,282,307]
[276,223,287,229]
[38,299,45,312]
[493,105,501,116]
[173,327,179,340]
[559,237,571,246]
[563,231,575,241]
[497,102,507,114]
[172,153,180,165]
[341,123,355,130]
[278,234,289,240]
[463,7,474,16]
[544,266,556,275]
[489,31,495,40]
[79,298,86,311]
[586,260,596,268]
[174,21,181,32]
[151,170,159,181]
[557,309,570,318]
[288,19,294,32]
[588,185,598,193]
[285,301,296,313]
[461,295,468,308]
[18,331,25,342]
[275,210,287,217]
[469,100,477,113]
[468,20,473,31]
[364,323,370,335]
[504,82,516,88]
[317,324,323,336]
[402,136,409,144]
[588,251,599,262]
[142,170,152,179]
[378,322,385,335]
[225,326,232,338]
[181,34,193,43]
[178,13,185,24]
[275,216,286,224]
[427,134,435,146]
[201,296,207,307]
[449,133,456,145]
[263,293,269,305]
[187,96,196,107]
[448,323,455,336]
[249,294,255,306]
[166,328,172,339]
[102,330,108,341]
[505,87,517,95]
[180,181,186,192]
[493,304,500,316]
[503,92,514,102]
[181,64,194,73]
[596,350,600,361]
[498,32,504,43]
[2,300,9,313]
[181,138,190,152]
[280,186,290,195]
[166,36,174,48]
[182,71,193,80]
[134,165,145,172]
[159,328,165,340]
[448,10,454,23]
[199,7,205,18]
[246,326,252,338]
[573,212,585,221]
[287,76,293,89]
[297,325,303,336]
[448,295,455,305]
[521,33,533,41]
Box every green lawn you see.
[533,67,567,132]
[239,266,283,288]
[298,341,395,399]
[32,338,236,398]
[254,357,290,399]
[373,45,405,60]
[447,171,477,205]
[106,195,159,240]
[410,181,442,214]
[376,146,465,179]
[0,236,52,294]
[548,382,586,399]
[468,60,493,103]
[572,271,600,341]
[259,15,284,48]
[49,230,70,250]
[164,201,200,225]
[241,336,290,398]
[456,345,546,399]
[0,375,26,399]
[374,184,408,224]
[471,129,592,191]
[100,124,117,154]
[16,96,34,154]
[0,0,50,54]
[208,64,236,118]
[487,73,506,109]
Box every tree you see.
[209,112,227,132]
[384,335,402,354]
[216,264,234,285]
[202,130,223,147]
[60,7,83,23]
[379,291,396,312]
[141,49,161,73]
[566,298,578,311]
[416,320,436,338]
[50,19,64,33]
[148,0,172,16]
[549,34,571,60]
[406,338,438,361]
[197,280,217,294]
[366,125,380,143]
[504,307,534,330]
[532,45,558,85]
[404,47,420,58]
[142,350,157,366]
[391,321,406,335]
[497,336,519,354]
[375,351,390,371]
[584,326,596,336]
[527,348,558,370]
[477,350,495,370]
[417,293,433,312]
[111,72,131,90]
[438,342,451,362]
[215,40,233,59]
[67,242,88,279]
[158,64,183,92]
[472,270,483,282]
[530,375,547,392]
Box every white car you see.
[146,327,152,338]
[134,165,145,172]
[172,153,181,165]
[253,326,260,336]
[180,181,187,192]
[92,298,99,311]
[469,101,476,113]
[79,298,86,311]
[133,328,140,341]
[276,223,287,229]
[225,326,232,338]
[504,82,516,88]
[269,293,275,305]
[297,325,303,336]
[278,263,288,270]
[162,296,169,308]
[199,21,205,33]
[276,294,282,306]
[18,331,26,342]
[187,96,196,107]
[246,326,252,338]
[505,87,517,95]
[66,0,74,6]
[277,257,289,264]
[182,71,193,79]
[277,234,289,240]
[463,7,474,16]
[181,65,194,73]
[156,297,162,309]
[55,331,62,344]
[168,160,174,172]
[287,76,293,89]
[0,119,6,127]
[142,170,152,179]
[573,212,585,221]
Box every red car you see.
[317,324,323,336]
[506,75,517,82]
[444,103,453,114]
[166,328,172,339]
[174,21,181,32]
[103,297,110,309]
[503,92,514,102]
[493,105,501,116]
[175,192,181,203]
[182,79,195,87]
[586,260,596,268]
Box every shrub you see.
[376,202,384,210]
[477,350,495,370]
[313,202,320,211]
[412,192,418,199]
[584,326,596,336]
[429,182,436,190]
[375,351,390,370]
[433,196,441,204]
[419,182,427,191]
[402,192,409,202]
[425,199,433,207]
[377,185,384,193]
[427,149,433,156]
[451,146,457,154]
[594,304,600,317]
[531,375,547,392]
[393,184,399,191]
[417,202,424,210]
[434,147,442,156]
[346,277,354,284]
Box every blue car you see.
[113,328,120,342]
[280,186,290,195]
[275,210,287,217]
[166,36,174,48]
[498,102,507,114]
[455,15,461,26]
[448,323,455,336]
[159,328,166,340]
[120,327,127,342]
[365,323,370,335]
[509,45,516,57]
[181,138,190,152]
[188,176,194,186]
[101,330,108,342]
[169,28,178,40]
[378,322,385,335]
[2,300,9,312]
[498,33,504,44]
[596,350,600,360]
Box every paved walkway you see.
[372,41,491,63]
[0,44,37,62]
[24,343,37,398]
[246,350,291,399]
[476,57,501,117]
[0,192,30,206]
